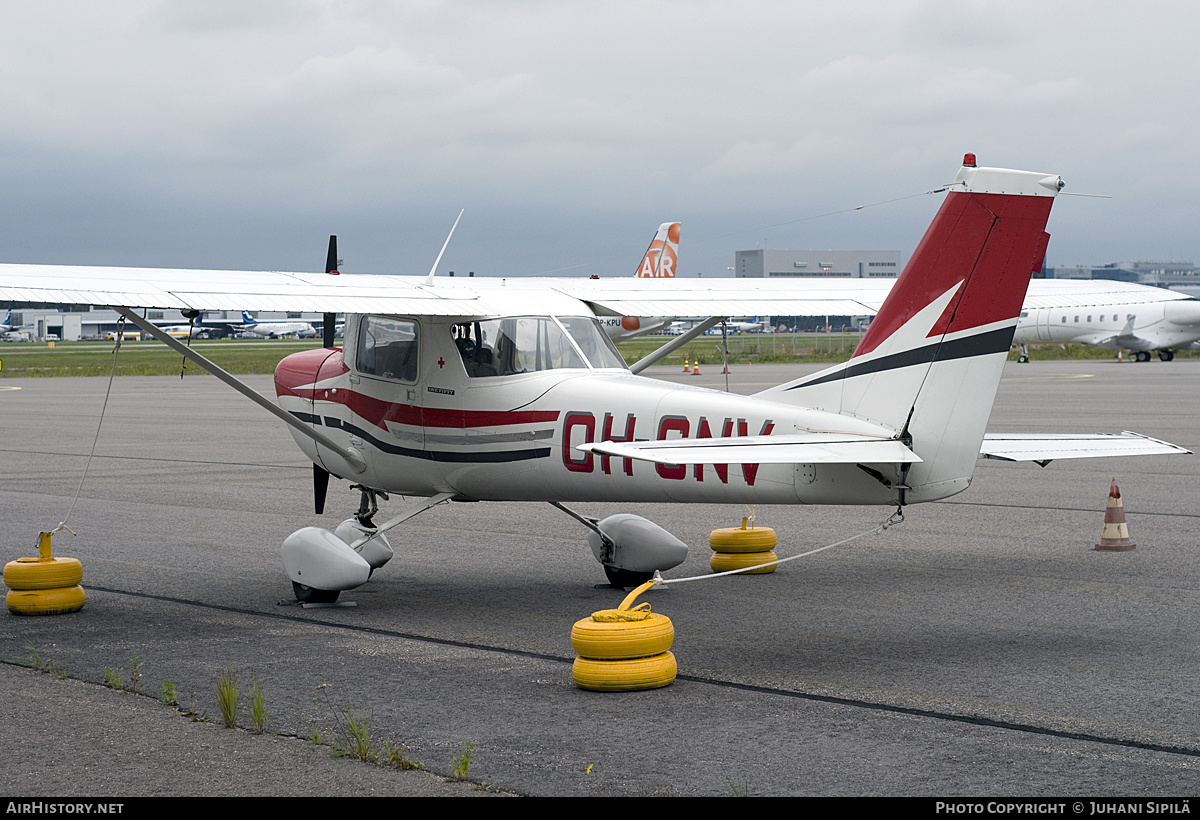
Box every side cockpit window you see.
[357,316,419,382]
[453,316,627,377]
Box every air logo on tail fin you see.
[636,222,681,278]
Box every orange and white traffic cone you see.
[1095,478,1136,551]
[1117,350,1124,363]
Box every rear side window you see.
[357,316,419,382]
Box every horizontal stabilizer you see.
[980,432,1191,464]
[578,433,921,465]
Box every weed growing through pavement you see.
[126,656,144,693]
[312,684,423,770]
[215,670,238,728]
[727,773,752,797]
[26,644,69,679]
[451,741,474,781]
[382,739,424,771]
[161,679,178,707]
[247,678,267,734]
[184,691,208,722]
[102,656,144,692]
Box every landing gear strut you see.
[352,484,390,527]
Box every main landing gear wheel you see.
[1136,351,1151,362]
[292,581,339,604]
[603,566,655,589]
[1159,350,1175,362]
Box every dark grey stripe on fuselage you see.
[785,326,1016,392]
[290,413,552,463]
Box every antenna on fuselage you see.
[424,209,465,285]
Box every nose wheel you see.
[292,581,339,604]
[603,565,655,589]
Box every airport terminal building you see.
[1045,260,1200,296]
[734,249,901,279]
[733,249,901,330]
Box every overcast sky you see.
[2,1,1197,279]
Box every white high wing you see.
[0,155,1187,603]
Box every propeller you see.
[315,233,338,510]
[313,463,330,515]
[324,235,338,349]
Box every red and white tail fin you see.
[758,154,1062,501]
[635,222,681,278]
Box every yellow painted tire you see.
[710,551,777,574]
[571,612,674,660]
[708,526,777,554]
[6,585,86,615]
[3,557,83,590]
[572,652,677,692]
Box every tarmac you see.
[1,360,1199,797]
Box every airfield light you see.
[963,152,977,167]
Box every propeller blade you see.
[324,234,338,348]
[313,463,330,515]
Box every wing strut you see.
[628,316,724,374]
[116,307,367,473]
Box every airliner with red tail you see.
[0,155,1185,602]
[599,221,681,341]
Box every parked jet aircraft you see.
[599,222,680,342]
[0,155,1187,604]
[157,318,211,339]
[239,311,317,338]
[1013,280,1200,361]
[0,308,32,341]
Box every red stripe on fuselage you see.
[274,347,559,430]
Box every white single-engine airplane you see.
[0,155,1188,603]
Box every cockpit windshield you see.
[453,316,627,377]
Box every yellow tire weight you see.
[708,526,777,554]
[572,652,677,692]
[570,612,674,660]
[709,550,778,574]
[4,556,84,590]
[6,585,86,616]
